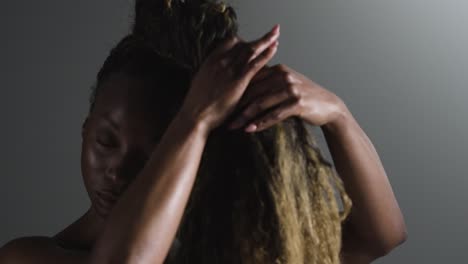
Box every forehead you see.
[91,73,159,139]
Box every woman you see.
[0,0,407,263]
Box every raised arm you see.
[226,62,407,263]
[88,111,209,263]
[88,26,280,264]
[0,25,279,264]
[322,108,407,263]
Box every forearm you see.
[89,113,209,264]
[321,107,407,256]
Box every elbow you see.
[373,225,408,258]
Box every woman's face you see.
[81,73,161,219]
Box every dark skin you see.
[56,73,163,250]
[0,71,181,259]
[0,25,406,263]
[0,73,165,262]
[0,26,280,263]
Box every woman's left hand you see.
[227,64,348,132]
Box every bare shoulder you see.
[0,236,88,264]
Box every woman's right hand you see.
[177,24,280,133]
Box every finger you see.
[244,99,299,133]
[208,34,240,62]
[238,67,279,110]
[228,86,291,130]
[226,41,250,69]
[231,24,280,69]
[241,40,279,80]
[223,36,247,60]
[245,24,280,63]
[250,65,274,84]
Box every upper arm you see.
[339,216,406,264]
[340,220,378,264]
[0,236,89,264]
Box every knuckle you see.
[218,58,230,69]
[254,101,265,112]
[272,64,282,73]
[249,103,259,112]
[240,111,251,121]
[295,97,306,109]
[263,115,277,126]
[276,63,288,72]
[286,83,299,98]
[231,35,241,43]
[274,67,293,82]
[249,60,261,70]
[283,72,295,83]
[278,70,288,79]
[272,111,282,121]
[245,103,260,116]
[224,35,239,48]
[258,117,268,125]
[245,44,256,57]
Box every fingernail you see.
[271,24,280,34]
[245,124,257,132]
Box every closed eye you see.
[97,139,116,148]
[95,131,118,149]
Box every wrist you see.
[173,109,211,139]
[322,101,354,135]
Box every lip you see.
[96,190,119,206]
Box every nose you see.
[104,150,148,187]
[105,162,125,185]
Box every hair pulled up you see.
[133,0,238,75]
[90,1,352,263]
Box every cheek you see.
[81,141,106,193]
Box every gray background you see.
[1,0,466,263]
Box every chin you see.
[92,192,115,220]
